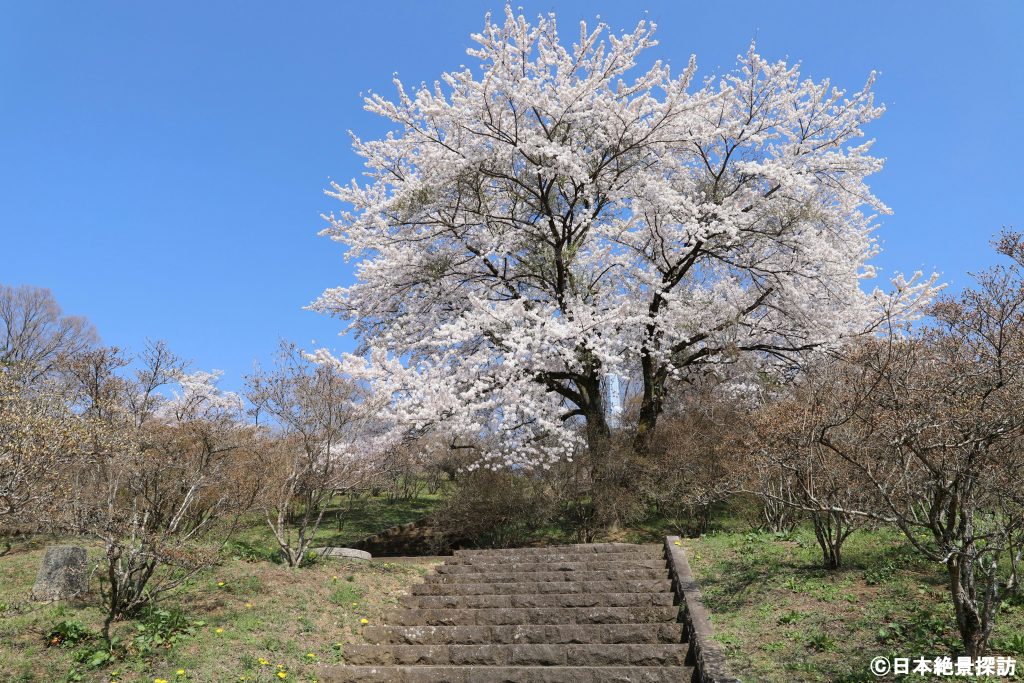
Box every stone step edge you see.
[411,579,673,595]
[341,643,687,666]
[400,593,675,608]
[436,560,666,574]
[425,570,669,584]
[384,606,680,625]
[444,550,663,565]
[454,544,661,556]
[362,623,685,645]
[317,665,693,683]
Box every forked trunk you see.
[946,556,991,658]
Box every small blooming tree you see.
[0,371,86,546]
[315,8,936,467]
[247,343,388,568]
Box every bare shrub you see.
[433,469,555,549]
[61,342,251,641]
[799,233,1024,655]
[246,342,387,567]
[648,388,749,537]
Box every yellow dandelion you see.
[258,657,270,666]
[155,679,169,683]
[359,618,369,625]
[277,672,288,680]
[244,602,253,608]
[306,652,317,659]
[217,581,226,587]
[176,670,186,677]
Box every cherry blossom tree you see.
[314,8,936,467]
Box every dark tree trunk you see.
[633,354,667,455]
[582,381,612,469]
[946,555,991,658]
[811,510,851,570]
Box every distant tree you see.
[0,284,97,384]
[315,8,936,469]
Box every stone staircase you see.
[320,543,693,682]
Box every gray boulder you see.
[32,545,88,601]
[312,546,372,561]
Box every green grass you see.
[227,492,446,561]
[6,486,1023,683]
[681,525,1024,682]
[0,490,445,683]
[0,538,437,683]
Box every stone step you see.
[387,605,679,626]
[401,592,674,610]
[411,579,673,596]
[426,569,668,584]
[343,643,687,666]
[362,623,684,646]
[453,543,658,557]
[318,665,693,682]
[435,559,666,575]
[444,548,664,566]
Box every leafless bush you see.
[646,396,745,537]
[432,469,555,549]
[795,233,1024,655]
[60,341,253,641]
[246,342,388,567]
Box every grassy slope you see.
[5,490,1023,683]
[682,525,1024,682]
[0,495,442,683]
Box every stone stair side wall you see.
[664,536,742,683]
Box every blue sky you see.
[2,1,1021,390]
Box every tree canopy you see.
[315,7,936,467]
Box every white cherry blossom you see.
[313,8,938,466]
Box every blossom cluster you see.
[313,8,938,466]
